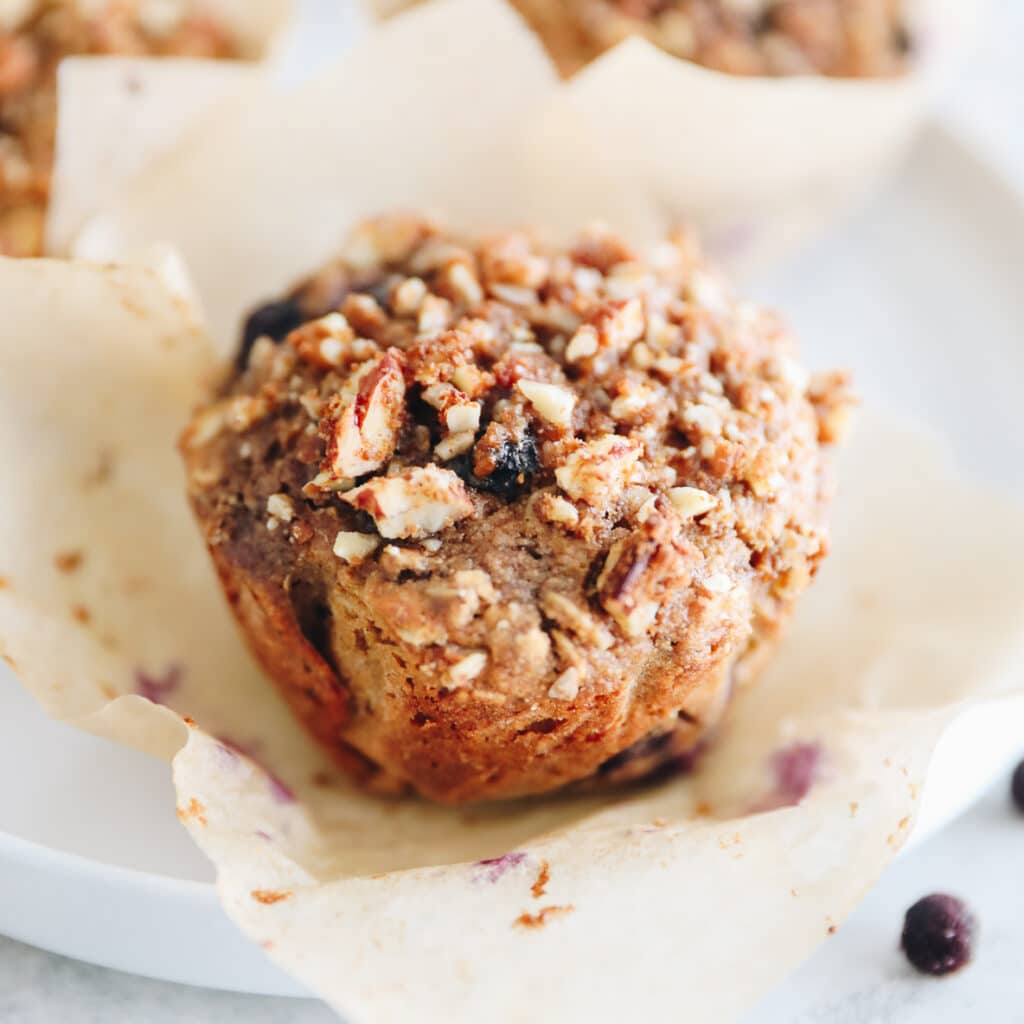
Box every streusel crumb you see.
[510,0,911,79]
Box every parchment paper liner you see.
[361,0,982,276]
[2,1,1023,1020]
[43,0,292,254]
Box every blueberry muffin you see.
[181,214,852,803]
[509,0,910,78]
[0,0,248,257]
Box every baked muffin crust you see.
[182,214,852,803]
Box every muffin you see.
[181,214,852,804]
[0,0,247,257]
[509,0,911,78]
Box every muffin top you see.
[185,215,850,698]
[509,0,910,78]
[0,0,245,257]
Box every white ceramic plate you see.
[2,122,1023,1000]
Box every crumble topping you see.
[509,0,910,79]
[184,213,851,738]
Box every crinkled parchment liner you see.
[44,0,292,255]
[2,2,1023,1021]
[361,0,982,277]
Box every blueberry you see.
[453,437,539,499]
[1012,760,1024,813]
[237,295,305,369]
[900,894,976,976]
[597,729,701,785]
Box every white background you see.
[2,1,1023,1021]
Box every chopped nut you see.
[610,382,659,421]
[288,312,358,369]
[771,354,810,396]
[653,355,685,378]
[645,312,678,351]
[565,324,599,362]
[630,342,655,369]
[320,348,406,480]
[332,531,380,563]
[516,379,576,429]
[700,572,734,595]
[418,294,452,335]
[633,492,658,524]
[343,465,474,539]
[365,570,491,646]
[392,276,428,317]
[539,587,613,650]
[682,404,722,436]
[488,282,537,306]
[548,667,580,701]
[181,394,271,448]
[451,363,490,398]
[688,270,728,313]
[599,540,659,636]
[597,514,700,637]
[434,431,476,460]
[305,470,355,495]
[555,435,642,506]
[445,262,484,306]
[445,402,481,434]
[667,486,716,518]
[448,651,488,687]
[593,298,645,351]
[486,607,554,678]
[266,493,295,523]
[605,261,654,300]
[533,492,580,529]
[421,382,454,410]
[342,214,432,270]
[379,544,431,577]
[424,383,482,434]
[551,629,587,672]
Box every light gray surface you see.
[2,2,1023,1022]
[746,780,1024,1022]
[0,934,333,1023]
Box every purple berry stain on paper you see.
[773,741,822,805]
[134,664,183,705]
[218,735,296,804]
[754,741,823,811]
[474,852,528,882]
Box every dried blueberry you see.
[452,437,539,499]
[237,295,305,369]
[900,894,976,976]
[597,728,701,785]
[1012,760,1024,813]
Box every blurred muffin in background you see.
[0,0,250,258]
[510,0,911,78]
